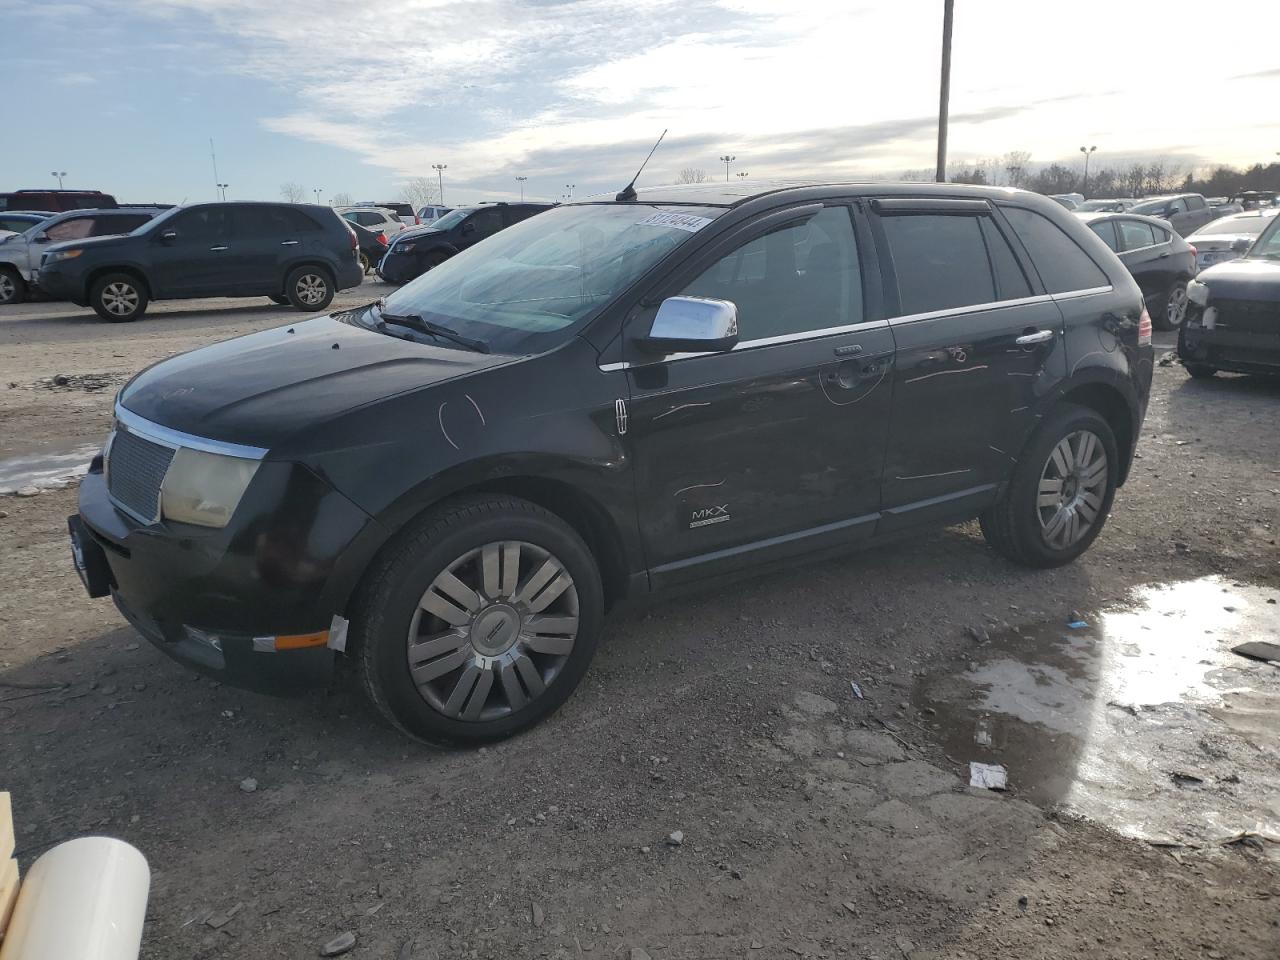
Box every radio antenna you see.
[615,129,667,202]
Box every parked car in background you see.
[338,205,406,236]
[346,219,390,274]
[417,205,452,224]
[1075,199,1137,213]
[1049,194,1081,209]
[1209,197,1244,215]
[1231,190,1278,210]
[1077,211,1197,329]
[1128,193,1219,236]
[374,202,419,227]
[0,207,159,305]
[69,182,1152,743]
[1185,208,1280,270]
[0,189,118,212]
[0,211,54,233]
[377,202,552,284]
[1178,212,1280,378]
[37,201,363,321]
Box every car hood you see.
[119,315,513,450]
[45,234,134,254]
[1197,258,1280,303]
[1189,233,1256,249]
[394,225,446,243]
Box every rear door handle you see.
[1015,329,1055,345]
[281,240,300,246]
[209,245,228,252]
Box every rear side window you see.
[1186,196,1205,210]
[881,213,994,314]
[1117,220,1156,251]
[979,218,1032,300]
[44,217,94,241]
[93,214,151,236]
[1002,206,1110,293]
[681,205,862,339]
[1089,220,1119,251]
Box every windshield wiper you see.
[374,301,489,353]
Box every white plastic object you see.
[0,837,149,960]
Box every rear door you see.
[624,202,896,586]
[457,207,503,251]
[1114,218,1174,308]
[226,206,290,293]
[1184,195,1212,233]
[873,198,1065,530]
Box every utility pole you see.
[217,183,230,201]
[565,183,575,199]
[515,176,527,201]
[314,188,323,204]
[1079,145,1096,194]
[432,163,448,205]
[210,138,221,200]
[51,171,66,189]
[720,155,736,181]
[736,171,749,180]
[935,0,954,183]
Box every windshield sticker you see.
[635,212,714,233]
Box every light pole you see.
[720,155,736,181]
[314,188,323,204]
[936,0,954,182]
[565,183,575,199]
[432,163,448,205]
[1079,145,1096,195]
[217,183,229,201]
[736,171,749,180]
[51,171,66,189]
[515,176,527,201]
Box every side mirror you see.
[635,296,739,354]
[1230,237,1251,253]
[460,222,476,236]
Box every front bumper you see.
[1178,307,1280,374]
[37,262,85,304]
[375,250,422,285]
[75,459,378,694]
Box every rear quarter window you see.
[1001,206,1110,294]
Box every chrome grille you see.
[107,427,175,522]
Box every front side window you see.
[169,207,230,241]
[1002,206,1109,293]
[44,217,94,242]
[881,213,995,315]
[681,206,862,339]
[1167,197,1188,214]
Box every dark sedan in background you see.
[1186,208,1280,270]
[377,202,552,284]
[1078,212,1197,329]
[1179,212,1280,378]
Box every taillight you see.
[1137,306,1152,345]
[376,232,387,245]
[414,216,421,225]
[348,229,357,251]
[1187,244,1197,258]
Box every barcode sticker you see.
[635,212,714,233]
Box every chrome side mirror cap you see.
[636,296,739,354]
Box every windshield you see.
[354,203,723,354]
[426,207,475,231]
[1195,213,1276,237]
[1247,215,1280,259]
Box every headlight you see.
[44,249,84,263]
[1186,280,1209,306]
[160,448,260,528]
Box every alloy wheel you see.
[1166,284,1188,327]
[1037,430,1108,549]
[406,540,579,722]
[296,274,327,306]
[102,282,139,316]
[0,274,15,302]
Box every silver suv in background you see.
[0,207,159,304]
[1129,194,1220,237]
[337,205,406,235]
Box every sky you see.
[4,0,1279,207]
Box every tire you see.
[285,265,334,312]
[1185,363,1216,379]
[351,495,604,745]
[90,273,148,322]
[980,404,1119,568]
[268,294,290,306]
[359,252,371,274]
[1154,278,1189,331]
[0,267,26,305]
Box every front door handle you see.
[209,245,229,252]
[281,240,300,246]
[1015,329,1055,345]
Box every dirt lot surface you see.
[1,293,1277,960]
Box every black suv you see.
[69,182,1152,744]
[377,202,552,284]
[39,201,364,322]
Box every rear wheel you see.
[0,267,26,305]
[1185,363,1216,379]
[90,273,148,322]
[359,252,371,274]
[1155,279,1188,330]
[352,495,603,744]
[980,404,1118,568]
[285,266,334,311]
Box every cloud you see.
[55,72,97,86]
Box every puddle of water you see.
[0,444,101,494]
[916,577,1280,850]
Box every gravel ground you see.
[1,294,1277,960]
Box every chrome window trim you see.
[886,293,1056,326]
[113,402,269,460]
[1050,285,1113,302]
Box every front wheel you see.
[90,273,148,322]
[0,267,26,305]
[285,266,334,311]
[1155,279,1189,330]
[980,405,1118,568]
[352,495,604,744]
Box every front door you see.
[624,203,895,587]
[873,200,1066,530]
[148,206,232,297]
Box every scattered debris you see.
[1231,641,1280,665]
[630,949,653,960]
[969,762,1007,791]
[965,624,990,643]
[15,486,39,498]
[1157,351,1177,367]
[849,680,864,700]
[895,936,916,958]
[1107,700,1140,717]
[841,901,857,914]
[204,902,244,929]
[239,778,258,793]
[36,372,128,392]
[974,718,993,747]
[1066,620,1088,630]
[666,830,684,847]
[320,931,357,957]
[531,901,544,927]
[1017,895,1029,912]
[1169,772,1204,787]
